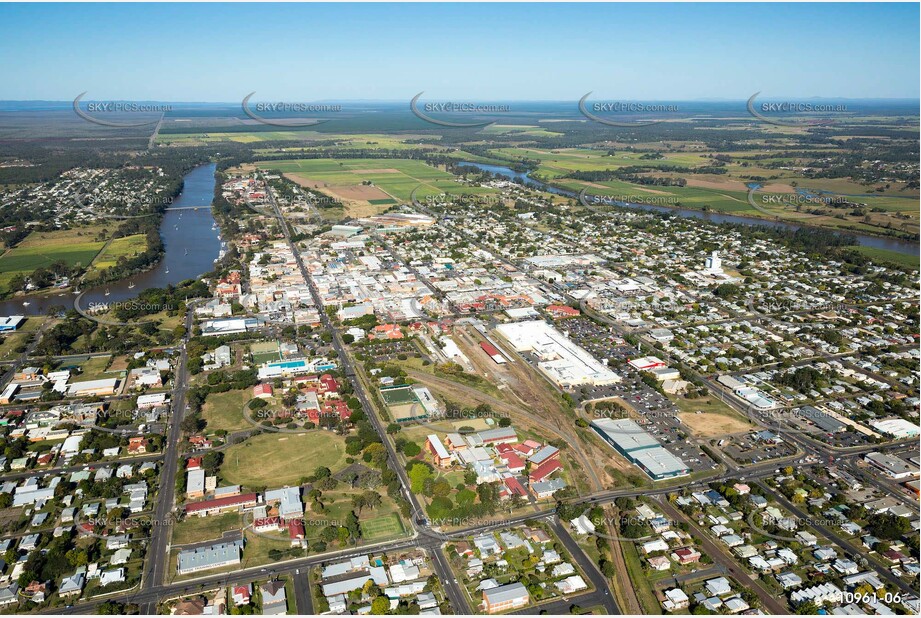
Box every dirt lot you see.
[333,184,393,201]
[678,411,753,438]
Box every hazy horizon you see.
[1,3,918,101]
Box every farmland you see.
[250,157,497,216]
[0,226,109,293]
[486,144,919,238]
[87,234,148,274]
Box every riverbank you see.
[457,161,920,261]
[0,163,222,316]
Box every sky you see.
[0,3,918,102]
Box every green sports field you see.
[381,385,416,405]
[360,513,405,540]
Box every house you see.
[253,384,274,399]
[482,582,529,614]
[777,572,803,590]
[24,581,47,603]
[0,583,18,607]
[641,539,669,555]
[232,584,252,606]
[58,571,85,598]
[570,514,596,536]
[662,588,689,611]
[473,534,501,556]
[98,569,125,587]
[648,555,671,571]
[705,577,732,597]
[127,437,148,454]
[555,575,587,595]
[260,580,288,615]
[724,596,750,614]
[173,598,207,615]
[790,583,843,606]
[287,519,306,547]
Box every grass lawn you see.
[88,234,148,273]
[68,354,114,380]
[361,513,405,540]
[220,432,348,488]
[297,487,405,542]
[171,512,241,546]
[201,389,253,434]
[620,540,663,614]
[240,529,299,569]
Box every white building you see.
[705,250,723,274]
[495,320,620,388]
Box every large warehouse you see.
[591,418,689,480]
[494,320,620,388]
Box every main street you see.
[262,178,472,614]
[139,300,198,613]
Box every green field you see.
[220,432,348,488]
[490,146,710,180]
[201,389,252,434]
[89,234,148,272]
[171,512,241,546]
[852,245,920,270]
[252,157,498,202]
[381,385,417,405]
[360,513,405,540]
[161,131,444,149]
[66,354,114,380]
[479,124,564,138]
[0,226,112,294]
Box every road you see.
[549,519,620,614]
[262,177,472,614]
[657,497,789,615]
[139,300,198,612]
[292,569,313,614]
[756,480,917,597]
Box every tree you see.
[248,398,268,411]
[868,512,911,540]
[408,463,433,494]
[98,601,126,615]
[370,596,390,615]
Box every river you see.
[459,162,919,255]
[0,163,222,317]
